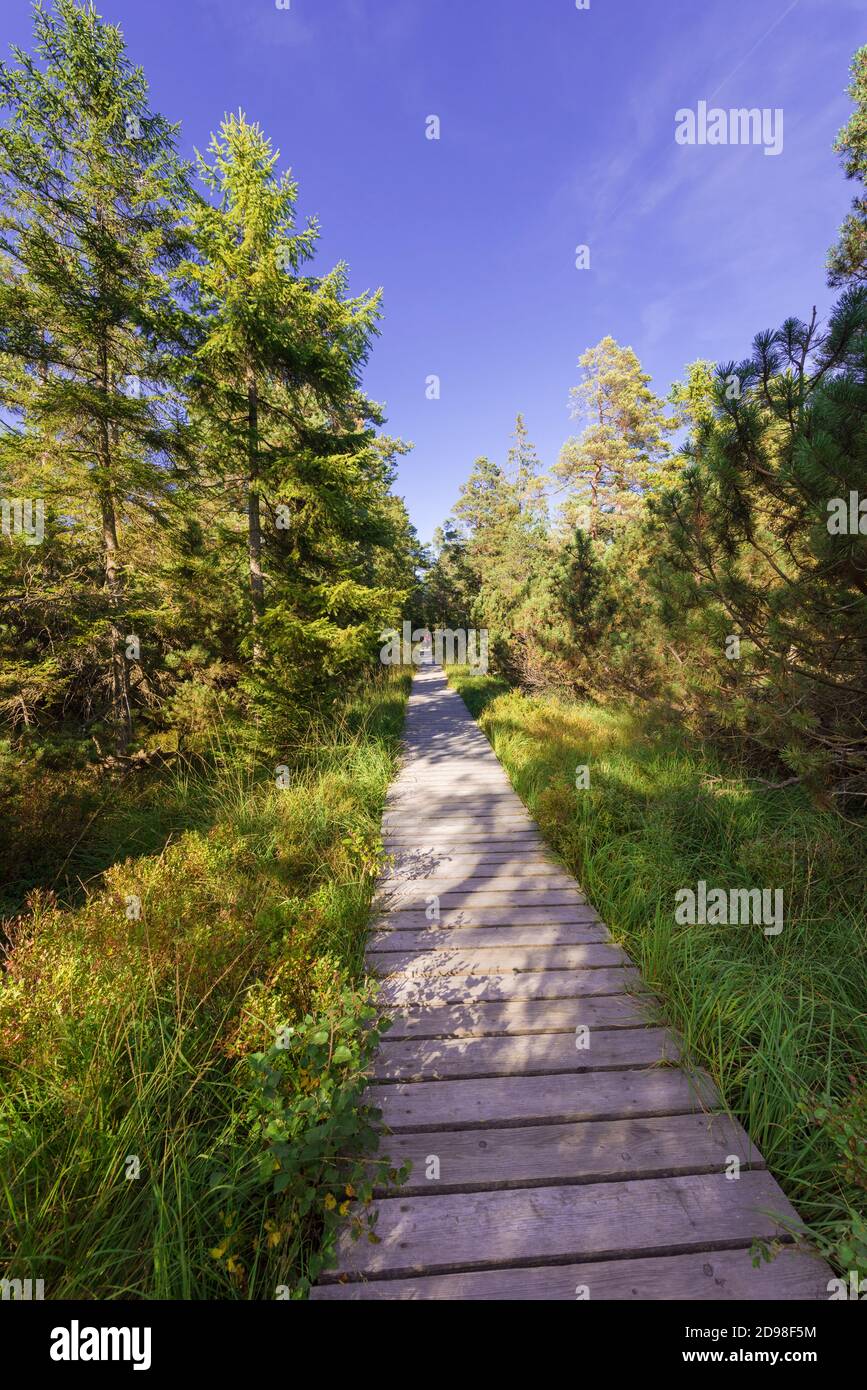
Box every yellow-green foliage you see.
[0,669,410,1299]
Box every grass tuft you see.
[0,668,411,1299]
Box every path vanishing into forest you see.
[313,666,830,1300]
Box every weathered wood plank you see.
[387,813,526,823]
[368,925,611,950]
[369,943,628,976]
[384,995,657,1038]
[311,1247,830,1300]
[384,856,568,876]
[383,841,547,853]
[377,888,589,910]
[369,1066,718,1132]
[379,965,645,1006]
[385,799,522,813]
[379,875,578,895]
[384,811,531,819]
[372,1027,679,1081]
[368,1111,756,1190]
[321,1171,800,1281]
[372,905,600,929]
[386,822,541,834]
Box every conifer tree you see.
[419,519,476,630]
[452,427,551,678]
[184,112,406,704]
[554,336,673,538]
[828,45,867,287]
[506,412,547,519]
[0,0,192,754]
[652,289,867,796]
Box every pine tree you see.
[419,519,475,630]
[506,412,547,519]
[452,430,551,678]
[0,0,193,754]
[828,44,867,287]
[652,289,867,796]
[554,336,673,538]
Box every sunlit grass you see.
[0,669,411,1298]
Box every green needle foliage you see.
[2,0,866,1301]
[828,44,867,288]
[651,291,867,801]
[182,111,411,722]
[0,0,194,756]
[0,1,417,1300]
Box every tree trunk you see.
[98,337,131,756]
[590,468,601,539]
[246,365,265,661]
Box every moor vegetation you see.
[0,2,865,1296]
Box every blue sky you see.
[4,0,863,543]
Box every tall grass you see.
[0,668,411,1298]
[449,669,867,1275]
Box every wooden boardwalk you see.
[313,665,830,1300]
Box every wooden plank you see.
[384,830,542,842]
[321,1171,799,1281]
[368,925,611,950]
[313,664,830,1300]
[384,996,656,1038]
[379,875,578,894]
[379,966,645,1006]
[377,888,588,910]
[368,1111,756,1190]
[384,857,568,877]
[369,944,628,976]
[372,1027,679,1080]
[392,783,512,789]
[372,906,600,929]
[386,845,561,859]
[311,1246,831,1300]
[382,810,534,823]
[386,797,520,810]
[383,811,530,817]
[383,826,537,840]
[369,1066,717,1132]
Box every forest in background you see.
[423,41,867,1281]
[420,47,867,809]
[0,1,865,1297]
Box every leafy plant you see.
[244,990,409,1296]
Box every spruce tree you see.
[0,0,192,754]
[184,112,406,705]
[452,431,551,678]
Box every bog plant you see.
[245,994,409,1296]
